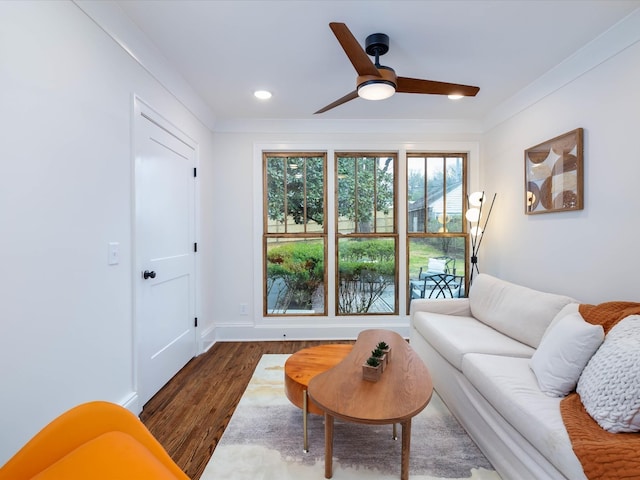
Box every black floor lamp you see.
[466,191,496,286]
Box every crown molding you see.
[213,118,483,135]
[483,7,640,132]
[73,0,218,131]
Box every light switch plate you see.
[108,242,120,265]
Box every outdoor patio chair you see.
[410,256,461,299]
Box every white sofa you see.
[409,273,586,480]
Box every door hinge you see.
[193,167,197,177]
[194,242,198,252]
[194,317,198,327]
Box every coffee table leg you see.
[324,413,334,479]
[392,423,398,440]
[401,420,411,480]
[303,389,309,452]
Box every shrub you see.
[266,241,324,312]
[337,239,396,313]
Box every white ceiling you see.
[114,0,640,123]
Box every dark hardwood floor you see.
[140,340,353,480]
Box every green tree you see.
[266,156,325,227]
[266,155,394,232]
[337,156,394,231]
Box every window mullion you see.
[373,158,378,233]
[303,159,307,233]
[283,158,288,234]
[442,157,447,232]
[354,158,359,233]
[423,157,428,233]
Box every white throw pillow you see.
[541,302,580,340]
[530,311,604,397]
[577,315,640,433]
[427,258,446,273]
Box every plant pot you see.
[362,363,382,382]
[373,354,387,371]
[381,347,391,364]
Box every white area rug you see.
[200,354,500,480]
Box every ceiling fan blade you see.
[396,77,480,96]
[314,90,359,114]
[329,22,380,77]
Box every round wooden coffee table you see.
[284,344,352,452]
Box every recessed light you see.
[448,94,464,100]
[254,90,272,100]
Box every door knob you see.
[143,270,156,279]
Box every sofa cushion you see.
[410,297,471,317]
[577,315,640,433]
[462,353,585,480]
[412,311,534,370]
[468,274,576,348]
[530,311,604,397]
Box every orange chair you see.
[0,401,190,480]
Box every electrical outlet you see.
[239,303,248,315]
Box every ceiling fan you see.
[315,22,480,114]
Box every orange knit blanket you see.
[559,302,640,479]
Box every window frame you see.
[262,152,328,316]
[406,152,469,313]
[335,152,399,316]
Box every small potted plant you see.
[362,356,382,382]
[371,347,387,371]
[376,341,391,364]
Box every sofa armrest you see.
[0,401,189,480]
[410,297,471,319]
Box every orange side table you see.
[284,344,352,452]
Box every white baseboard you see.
[212,323,410,342]
[120,392,140,415]
[199,323,217,353]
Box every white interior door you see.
[134,102,197,407]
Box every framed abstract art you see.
[525,128,584,215]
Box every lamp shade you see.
[469,191,485,207]
[465,207,480,223]
[469,226,483,237]
[357,80,396,100]
[437,214,450,224]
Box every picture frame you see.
[524,128,583,215]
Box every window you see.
[336,153,397,315]
[263,153,327,315]
[262,150,466,317]
[407,154,467,309]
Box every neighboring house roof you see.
[408,183,464,215]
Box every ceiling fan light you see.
[254,90,272,100]
[448,94,464,100]
[357,80,396,100]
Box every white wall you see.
[0,1,215,463]
[481,38,640,303]
[209,130,480,340]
